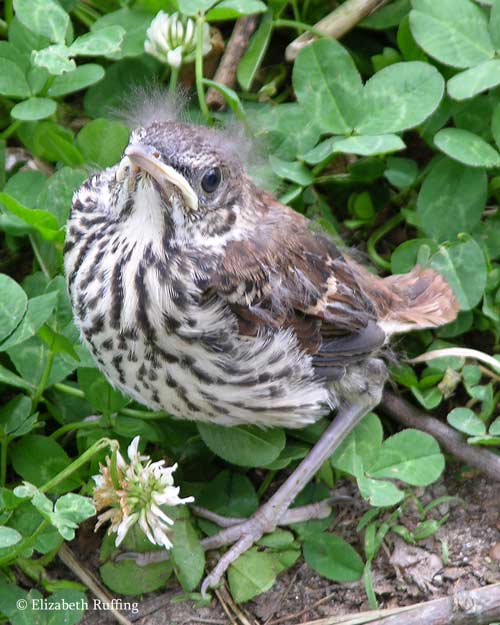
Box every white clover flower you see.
[93,436,193,549]
[144,11,212,69]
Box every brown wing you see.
[209,189,385,375]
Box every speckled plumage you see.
[64,120,459,429]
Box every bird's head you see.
[109,121,254,242]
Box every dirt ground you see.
[76,466,500,625]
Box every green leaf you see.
[447,407,486,436]
[32,44,75,75]
[0,41,30,72]
[492,103,500,151]
[416,158,487,241]
[84,57,159,119]
[37,167,87,225]
[0,527,22,548]
[202,79,246,120]
[269,155,312,185]
[0,363,34,391]
[355,61,444,134]
[177,0,218,15]
[69,26,126,57]
[206,0,267,20]
[409,0,495,68]
[434,128,500,168]
[228,548,276,603]
[331,413,383,476]
[448,60,500,101]
[357,475,405,507]
[361,0,410,29]
[48,63,105,96]
[51,493,95,539]
[38,324,79,360]
[14,0,70,45]
[0,395,35,437]
[250,102,321,161]
[91,9,151,60]
[198,422,285,467]
[0,192,63,241]
[0,274,28,343]
[303,533,364,582]
[170,519,205,592]
[0,58,30,98]
[385,156,419,189]
[197,470,258,518]
[0,291,57,352]
[368,429,445,485]
[10,97,57,121]
[99,530,172,595]
[76,118,129,168]
[31,121,84,166]
[391,239,438,274]
[77,368,129,416]
[489,416,500,436]
[293,38,362,135]
[10,435,80,494]
[430,237,487,310]
[237,12,272,90]
[305,135,405,163]
[490,0,500,49]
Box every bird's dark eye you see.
[201,167,222,193]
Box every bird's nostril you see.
[152,150,161,159]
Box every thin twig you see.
[215,587,240,625]
[285,0,389,61]
[299,582,500,625]
[267,589,338,625]
[380,391,500,482]
[206,15,260,110]
[409,348,500,374]
[58,544,133,625]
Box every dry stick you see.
[285,0,389,61]
[58,544,133,625]
[380,390,500,482]
[300,582,500,625]
[206,15,260,110]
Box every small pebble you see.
[489,542,500,561]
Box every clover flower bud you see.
[144,11,211,69]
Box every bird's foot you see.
[198,497,340,596]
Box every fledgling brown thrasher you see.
[65,113,459,594]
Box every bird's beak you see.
[123,144,198,212]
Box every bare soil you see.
[76,467,499,625]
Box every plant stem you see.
[0,119,21,140]
[40,437,118,494]
[51,419,105,441]
[0,437,8,486]
[169,65,179,94]
[32,350,55,410]
[54,383,85,399]
[53,383,170,419]
[39,76,56,97]
[257,469,276,498]
[195,15,211,124]
[273,19,325,38]
[120,407,169,420]
[0,18,7,37]
[366,212,404,271]
[4,0,13,26]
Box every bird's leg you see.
[200,358,387,595]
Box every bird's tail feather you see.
[347,262,460,335]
